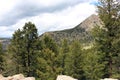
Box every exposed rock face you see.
[0,74,35,80]
[40,14,103,44]
[56,75,78,80]
[77,14,103,31]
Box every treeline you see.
[0,0,120,80]
[0,26,106,80]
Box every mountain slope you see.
[0,38,10,50]
[40,14,102,44]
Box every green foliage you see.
[8,22,38,76]
[36,35,60,80]
[8,29,24,74]
[83,47,105,80]
[0,43,5,74]
[22,22,38,76]
[93,0,120,78]
[58,39,70,75]
[65,41,85,80]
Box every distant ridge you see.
[0,38,10,50]
[40,14,102,44]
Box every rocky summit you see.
[40,14,103,44]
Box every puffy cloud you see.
[0,0,82,26]
[0,26,13,38]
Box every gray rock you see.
[56,75,77,80]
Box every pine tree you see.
[8,22,39,76]
[83,47,105,80]
[59,39,70,75]
[65,41,85,80]
[0,43,5,74]
[22,22,38,76]
[36,35,60,80]
[8,29,24,74]
[95,0,120,78]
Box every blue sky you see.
[0,0,97,38]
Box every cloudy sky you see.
[0,0,97,38]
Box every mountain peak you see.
[40,14,103,44]
[76,14,102,31]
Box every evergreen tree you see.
[36,35,60,80]
[94,0,120,78]
[22,22,38,76]
[65,41,85,80]
[0,43,5,74]
[8,22,39,76]
[59,39,70,75]
[8,29,24,74]
[83,47,105,80]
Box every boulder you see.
[56,75,77,80]
[12,74,24,80]
[21,77,35,80]
[0,74,3,79]
[0,77,12,80]
[0,74,35,80]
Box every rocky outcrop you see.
[56,75,78,80]
[0,74,35,80]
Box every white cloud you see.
[0,0,18,16]
[0,0,82,26]
[0,26,13,38]
[37,2,96,31]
